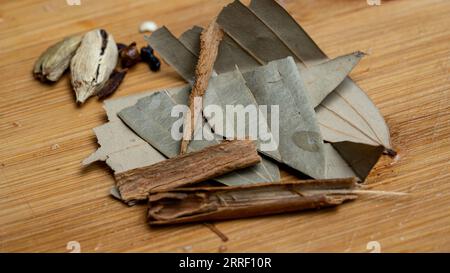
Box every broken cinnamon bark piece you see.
[147,178,358,225]
[115,140,261,203]
[180,20,223,154]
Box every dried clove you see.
[119,42,141,69]
[96,68,128,99]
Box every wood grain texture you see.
[0,0,449,252]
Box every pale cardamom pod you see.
[70,29,118,104]
[33,35,82,82]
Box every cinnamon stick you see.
[147,178,359,225]
[180,20,224,154]
[115,140,260,203]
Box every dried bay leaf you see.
[332,141,384,180]
[203,59,356,179]
[83,86,191,201]
[83,83,291,191]
[248,0,326,65]
[146,35,370,179]
[179,25,203,55]
[167,25,364,111]
[118,90,188,157]
[216,34,264,73]
[180,26,263,74]
[82,121,165,173]
[152,1,390,151]
[118,88,281,186]
[324,143,357,179]
[316,79,391,147]
[298,52,365,108]
[316,97,379,146]
[217,1,301,64]
[145,27,197,84]
[216,0,389,179]
[247,0,391,149]
[156,26,358,179]
[204,58,355,178]
[203,68,281,161]
[242,57,326,179]
[82,88,177,172]
[143,0,389,180]
[102,90,156,121]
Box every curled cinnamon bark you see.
[148,178,359,225]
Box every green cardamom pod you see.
[70,29,118,104]
[33,35,82,82]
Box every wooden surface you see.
[0,0,449,253]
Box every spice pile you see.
[36,0,400,226]
[33,30,160,103]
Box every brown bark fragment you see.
[148,178,359,225]
[180,20,224,154]
[115,140,260,203]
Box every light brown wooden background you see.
[1,0,449,253]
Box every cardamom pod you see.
[70,29,118,103]
[33,35,82,82]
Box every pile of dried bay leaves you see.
[83,0,398,226]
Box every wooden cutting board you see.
[1,0,449,252]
